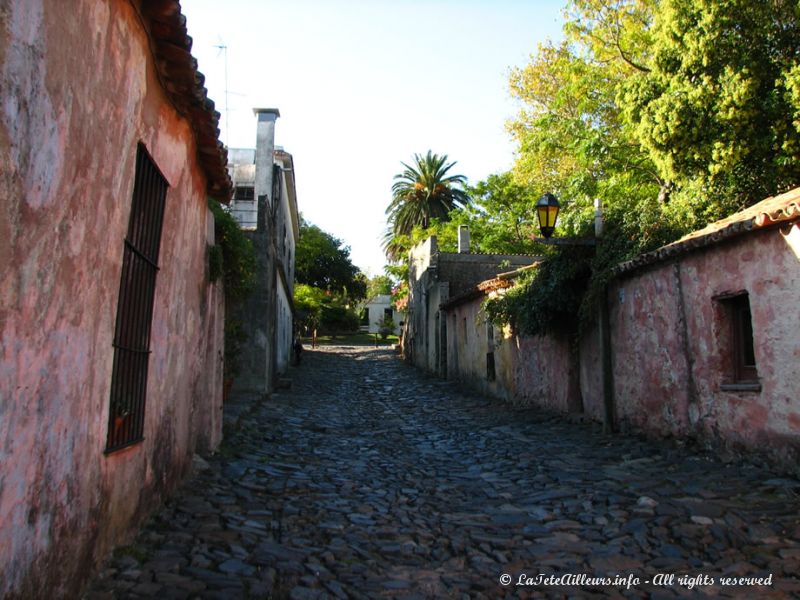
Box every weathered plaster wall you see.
[608,265,692,437]
[276,281,292,375]
[233,204,275,395]
[445,301,485,389]
[609,224,800,460]
[436,222,799,466]
[407,237,539,376]
[502,333,577,413]
[444,297,577,414]
[438,253,537,298]
[0,1,224,597]
[407,237,441,373]
[362,295,403,334]
[578,327,605,422]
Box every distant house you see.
[227,110,299,392]
[0,1,231,597]
[360,294,402,334]
[426,190,800,469]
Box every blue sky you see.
[182,0,566,276]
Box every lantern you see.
[536,192,560,238]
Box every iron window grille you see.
[106,144,168,453]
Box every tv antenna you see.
[213,40,229,148]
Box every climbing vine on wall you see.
[208,199,257,381]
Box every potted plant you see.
[376,315,396,340]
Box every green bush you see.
[319,304,360,334]
[209,200,256,304]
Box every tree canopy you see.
[366,275,394,299]
[619,0,800,219]
[493,0,800,336]
[295,217,366,300]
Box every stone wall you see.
[0,1,224,596]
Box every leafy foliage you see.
[209,200,256,304]
[383,1,800,337]
[319,304,361,334]
[484,242,593,337]
[485,0,800,336]
[295,216,367,301]
[384,151,469,260]
[367,275,394,299]
[619,0,800,220]
[294,283,361,334]
[208,200,257,381]
[396,172,543,256]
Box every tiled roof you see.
[615,187,800,276]
[141,1,233,202]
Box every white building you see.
[360,294,403,335]
[227,109,299,393]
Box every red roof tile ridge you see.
[140,1,233,202]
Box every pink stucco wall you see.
[0,1,224,597]
[609,223,800,459]
[608,264,693,436]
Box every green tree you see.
[295,217,367,300]
[384,150,469,259]
[367,274,394,299]
[294,283,361,335]
[619,0,800,223]
[508,26,663,244]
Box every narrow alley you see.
[85,348,800,599]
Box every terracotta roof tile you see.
[140,1,233,203]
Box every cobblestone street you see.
[86,347,800,599]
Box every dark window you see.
[234,185,254,201]
[486,322,496,381]
[716,292,759,390]
[486,352,496,382]
[384,308,393,320]
[106,144,168,452]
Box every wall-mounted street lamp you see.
[536,192,560,238]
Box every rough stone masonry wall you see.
[0,1,224,597]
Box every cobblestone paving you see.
[85,347,800,599]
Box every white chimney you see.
[253,108,280,206]
[458,225,470,254]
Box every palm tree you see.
[385,151,469,250]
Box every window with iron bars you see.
[106,144,168,453]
